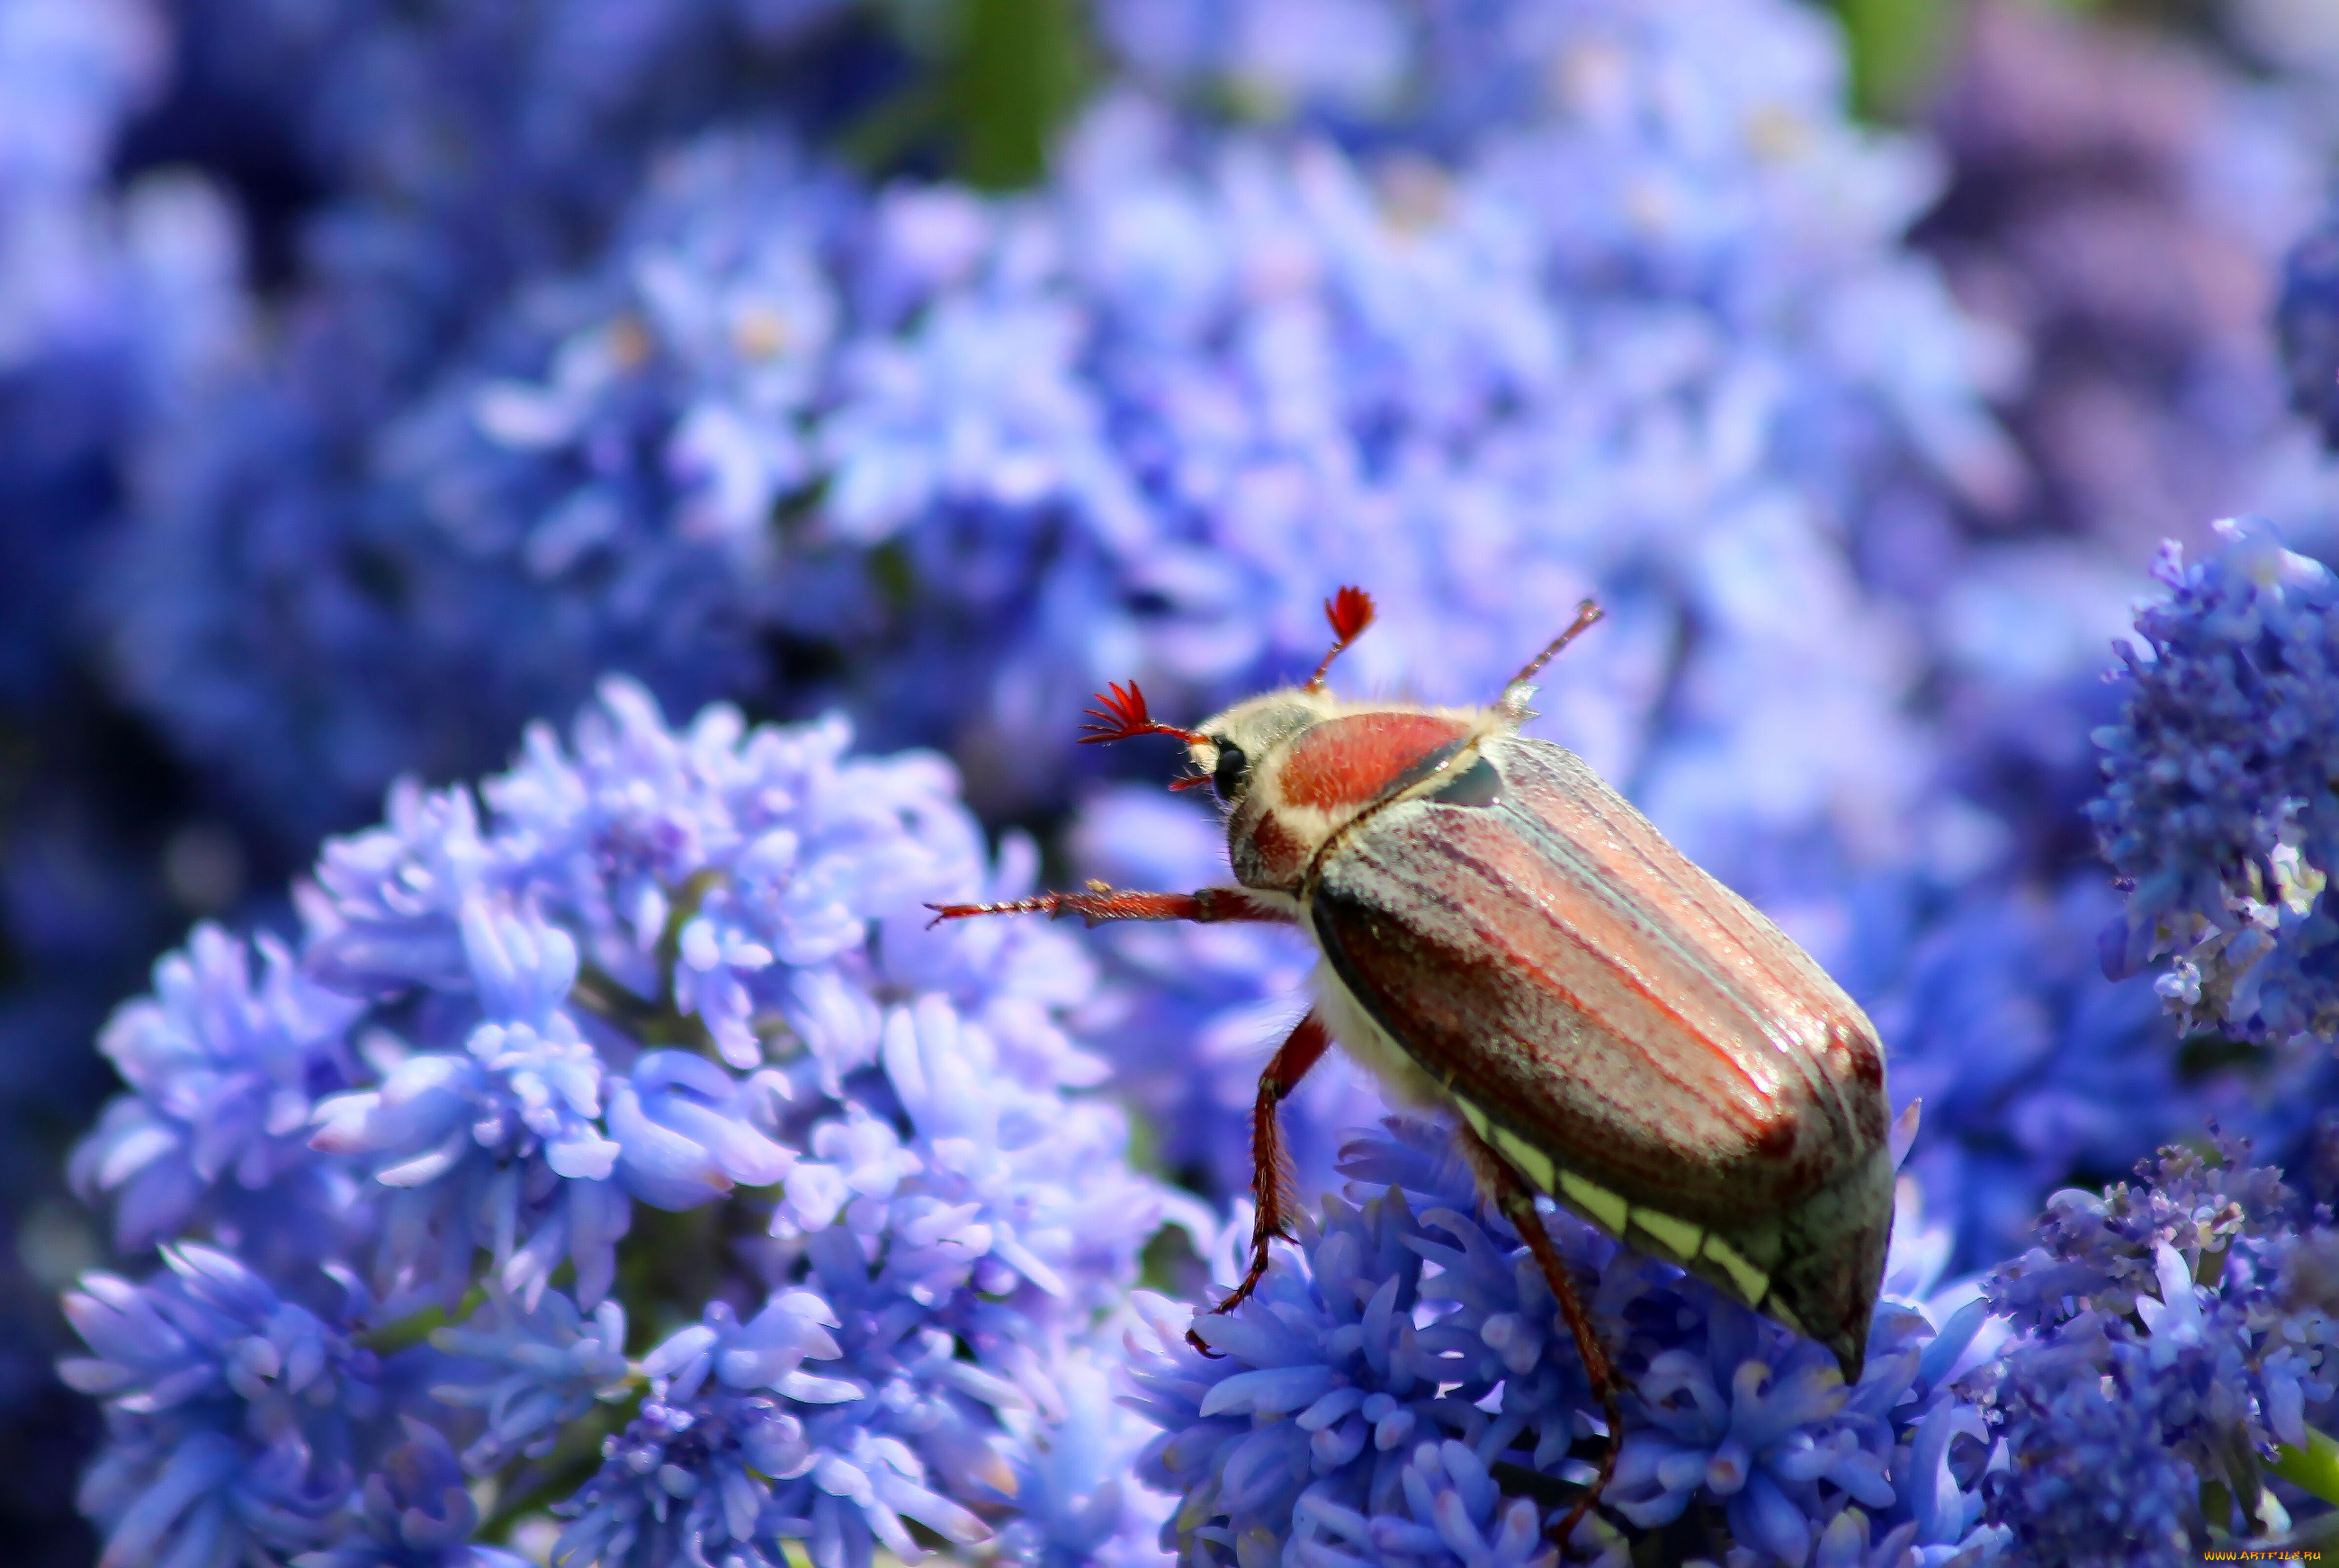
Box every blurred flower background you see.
[17,0,2339,1562]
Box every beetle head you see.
[1188,686,1349,889]
[1083,587,1586,894]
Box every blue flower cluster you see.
[86,0,888,856]
[1851,874,2249,1273]
[0,0,260,1498]
[37,0,2339,1562]
[0,0,250,1223]
[1125,1118,2008,1568]
[62,679,1178,1568]
[1922,0,2317,560]
[70,0,2072,1275]
[1128,1111,2339,1564]
[0,0,247,701]
[1004,0,2029,1222]
[95,0,2016,883]
[59,1240,534,1568]
[2091,517,2339,1045]
[65,1241,365,1557]
[1967,1134,2339,1561]
[2281,215,2339,452]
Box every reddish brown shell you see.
[1303,733,1893,1378]
[1279,712,1474,811]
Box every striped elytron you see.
[930,588,1895,1541]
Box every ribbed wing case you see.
[1307,735,1895,1378]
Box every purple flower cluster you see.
[61,679,1178,1568]
[1852,874,2247,1272]
[88,0,882,856]
[71,0,2079,1276]
[1966,1135,2339,1560]
[1919,0,2317,560]
[1125,1118,2008,1567]
[94,0,2015,884]
[1125,1112,2339,1564]
[36,0,2339,1563]
[2281,216,2339,451]
[2091,517,2339,1045]
[61,1246,531,1568]
[1081,482,2339,1563]
[0,0,245,702]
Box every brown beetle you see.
[933,589,1895,1539]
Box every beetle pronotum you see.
[930,589,1895,1545]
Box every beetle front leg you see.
[1187,1010,1331,1354]
[1460,1125,1624,1550]
[927,883,1295,927]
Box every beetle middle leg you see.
[1459,1124,1624,1549]
[1187,1009,1332,1354]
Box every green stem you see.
[2200,1477,2236,1538]
[357,1288,479,1355]
[2272,1426,2339,1508]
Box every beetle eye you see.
[1211,740,1250,802]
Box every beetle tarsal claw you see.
[1200,1255,1277,1333]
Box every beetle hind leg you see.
[1188,1012,1332,1355]
[1462,1126,1624,1550]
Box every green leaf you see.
[938,0,1094,190]
[1829,0,1955,121]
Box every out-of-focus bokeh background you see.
[13,0,2339,1561]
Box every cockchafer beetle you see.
[930,588,1895,1542]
